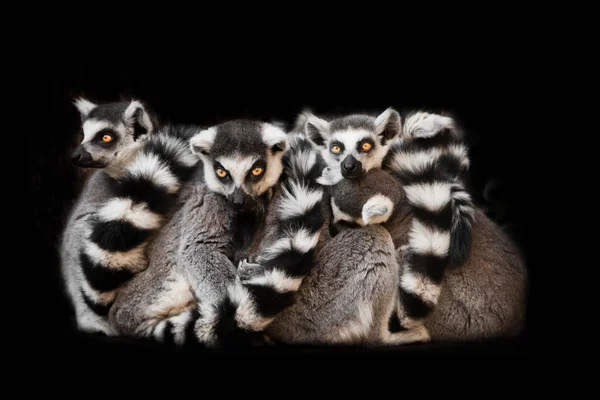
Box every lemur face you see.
[190,120,287,210]
[72,98,154,176]
[304,108,401,180]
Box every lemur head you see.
[72,97,155,176]
[189,120,287,211]
[303,108,401,180]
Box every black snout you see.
[228,188,254,210]
[71,146,94,166]
[341,155,363,178]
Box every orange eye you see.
[216,169,228,178]
[331,145,341,154]
[252,167,263,176]
[361,142,372,151]
[102,134,113,143]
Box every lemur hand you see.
[238,259,264,282]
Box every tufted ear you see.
[190,127,217,156]
[261,123,288,153]
[74,97,97,121]
[304,113,331,147]
[124,100,154,140]
[374,108,402,145]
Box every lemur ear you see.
[190,128,217,156]
[74,97,97,121]
[401,111,457,140]
[124,100,154,140]
[261,123,288,153]
[305,113,330,147]
[375,108,402,146]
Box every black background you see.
[30,48,539,359]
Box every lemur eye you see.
[331,145,341,154]
[102,134,113,143]
[361,142,372,151]
[216,169,228,178]
[252,167,263,176]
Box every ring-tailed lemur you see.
[261,155,526,345]
[108,119,327,348]
[60,98,200,335]
[111,111,526,347]
[299,108,474,338]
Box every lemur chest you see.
[229,210,267,266]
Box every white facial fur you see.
[190,123,287,198]
[82,119,127,143]
[213,155,259,196]
[306,109,400,177]
[324,128,391,173]
[80,118,143,177]
[75,99,154,178]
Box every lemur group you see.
[59,97,527,349]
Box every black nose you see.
[341,156,363,178]
[71,147,93,166]
[343,163,356,172]
[229,188,247,209]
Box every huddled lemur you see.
[60,98,200,335]
[109,117,415,346]
[278,109,528,343]
[64,99,526,346]
[110,106,525,347]
[108,119,327,348]
[299,109,473,338]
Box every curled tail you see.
[144,307,203,347]
[224,132,327,333]
[79,128,200,318]
[384,111,475,327]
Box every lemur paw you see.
[361,195,394,225]
[316,167,343,186]
[405,112,454,139]
[238,259,264,281]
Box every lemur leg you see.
[265,224,399,345]
[109,266,198,346]
[383,323,431,345]
[111,191,252,348]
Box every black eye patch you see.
[214,162,231,181]
[357,138,375,153]
[330,141,345,156]
[247,160,266,182]
[93,129,118,147]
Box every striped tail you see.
[384,111,475,328]
[222,132,326,333]
[79,128,200,319]
[142,304,260,349]
[145,307,205,348]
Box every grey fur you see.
[396,209,527,340]
[265,224,401,345]
[60,98,201,336]
[60,171,120,335]
[108,120,322,347]
[431,209,526,339]
[309,164,527,344]
[73,98,158,178]
[101,113,525,347]
[109,169,240,346]
[329,168,403,226]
